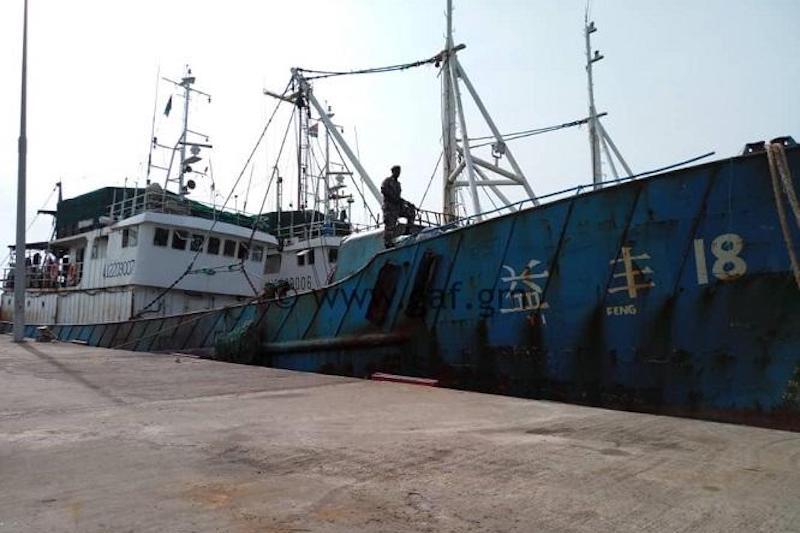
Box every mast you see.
[584,14,632,186]
[14,0,29,342]
[158,68,211,198]
[324,106,331,218]
[178,68,194,198]
[585,17,602,188]
[441,0,458,220]
[146,67,160,185]
[438,0,536,220]
[292,69,382,208]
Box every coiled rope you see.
[766,142,800,289]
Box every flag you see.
[164,95,173,117]
[309,122,319,138]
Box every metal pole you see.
[473,165,516,211]
[599,131,619,180]
[296,101,303,209]
[455,58,537,204]
[585,18,602,189]
[146,66,160,185]
[448,58,482,219]
[324,109,330,217]
[14,0,29,342]
[178,71,192,198]
[598,121,633,177]
[441,0,458,220]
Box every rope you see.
[296,49,447,81]
[467,114,599,149]
[418,151,443,209]
[766,142,800,290]
[240,106,297,294]
[774,144,800,228]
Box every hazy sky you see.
[1,0,798,256]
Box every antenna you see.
[584,15,632,188]
[161,66,213,199]
[440,0,537,221]
[146,66,160,185]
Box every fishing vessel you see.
[0,70,352,324]
[4,2,799,429]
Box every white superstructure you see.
[1,188,279,324]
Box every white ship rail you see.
[2,255,84,290]
[107,188,192,221]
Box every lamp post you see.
[14,0,29,342]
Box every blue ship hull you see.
[6,145,800,429]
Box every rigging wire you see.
[242,164,255,214]
[240,106,298,294]
[418,150,444,209]
[243,107,297,256]
[467,114,600,149]
[296,48,450,81]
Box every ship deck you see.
[1,335,798,532]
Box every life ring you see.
[48,262,59,282]
[67,263,78,285]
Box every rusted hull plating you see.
[3,146,800,429]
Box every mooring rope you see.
[766,142,800,290]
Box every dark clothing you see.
[381,176,402,205]
[381,175,415,247]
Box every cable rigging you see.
[295,45,464,81]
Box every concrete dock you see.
[0,336,798,532]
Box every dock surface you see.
[1,336,798,532]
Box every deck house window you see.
[251,245,264,263]
[190,234,205,252]
[122,227,138,248]
[297,249,314,266]
[237,242,249,261]
[328,248,338,264]
[91,236,108,259]
[172,230,188,250]
[223,239,236,257]
[264,254,281,274]
[207,237,220,255]
[153,227,169,247]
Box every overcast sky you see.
[1,0,798,256]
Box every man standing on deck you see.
[381,165,416,247]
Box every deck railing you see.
[107,188,192,221]
[2,260,84,290]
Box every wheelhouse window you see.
[264,254,281,274]
[237,242,249,261]
[251,245,264,263]
[122,227,138,248]
[172,230,188,250]
[190,234,205,252]
[223,239,236,257]
[296,249,314,266]
[207,237,220,255]
[328,248,338,264]
[153,227,169,247]
[91,236,108,259]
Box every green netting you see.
[214,319,260,364]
